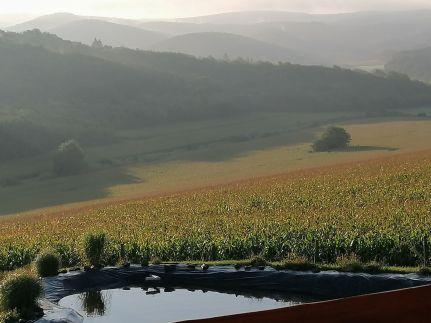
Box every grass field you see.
[1,147,431,271]
[1,112,430,217]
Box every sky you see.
[0,0,431,20]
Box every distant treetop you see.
[91,38,103,48]
[312,126,352,152]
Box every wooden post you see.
[423,236,429,267]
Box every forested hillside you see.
[151,32,312,64]
[385,47,431,83]
[1,29,431,162]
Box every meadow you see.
[1,148,431,271]
[1,111,431,216]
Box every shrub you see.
[35,251,60,277]
[312,126,351,152]
[53,139,86,176]
[84,232,107,266]
[0,274,42,315]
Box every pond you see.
[59,287,318,322]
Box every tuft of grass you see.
[0,273,42,319]
[83,232,107,267]
[35,250,60,277]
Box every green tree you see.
[312,126,351,152]
[53,139,86,176]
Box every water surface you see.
[59,287,314,322]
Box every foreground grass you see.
[0,267,35,322]
[1,149,431,271]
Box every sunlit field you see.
[1,116,430,217]
[1,148,431,271]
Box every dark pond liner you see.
[43,264,431,303]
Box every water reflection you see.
[60,287,320,323]
[79,290,111,316]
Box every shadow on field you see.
[0,167,141,216]
[343,145,399,152]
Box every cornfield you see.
[1,151,431,271]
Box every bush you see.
[35,251,60,277]
[53,139,86,176]
[0,274,42,315]
[312,126,351,152]
[84,232,107,266]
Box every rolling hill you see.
[49,19,167,49]
[144,11,431,66]
[6,12,82,32]
[143,19,431,66]
[175,10,431,25]
[175,10,317,24]
[151,32,318,64]
[1,29,431,162]
[385,47,431,83]
[7,10,431,66]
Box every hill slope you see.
[1,29,431,161]
[176,10,317,24]
[2,149,431,268]
[385,47,431,83]
[6,13,81,32]
[49,19,167,49]
[144,11,431,66]
[8,10,431,66]
[151,32,315,64]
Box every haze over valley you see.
[2,3,431,322]
[1,6,431,215]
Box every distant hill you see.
[7,13,82,32]
[385,47,431,83]
[175,11,317,24]
[49,19,167,49]
[8,10,431,66]
[151,32,318,64]
[143,19,431,66]
[175,10,431,25]
[144,11,431,66]
[1,29,431,161]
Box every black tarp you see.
[43,265,431,303]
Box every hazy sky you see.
[1,0,431,19]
